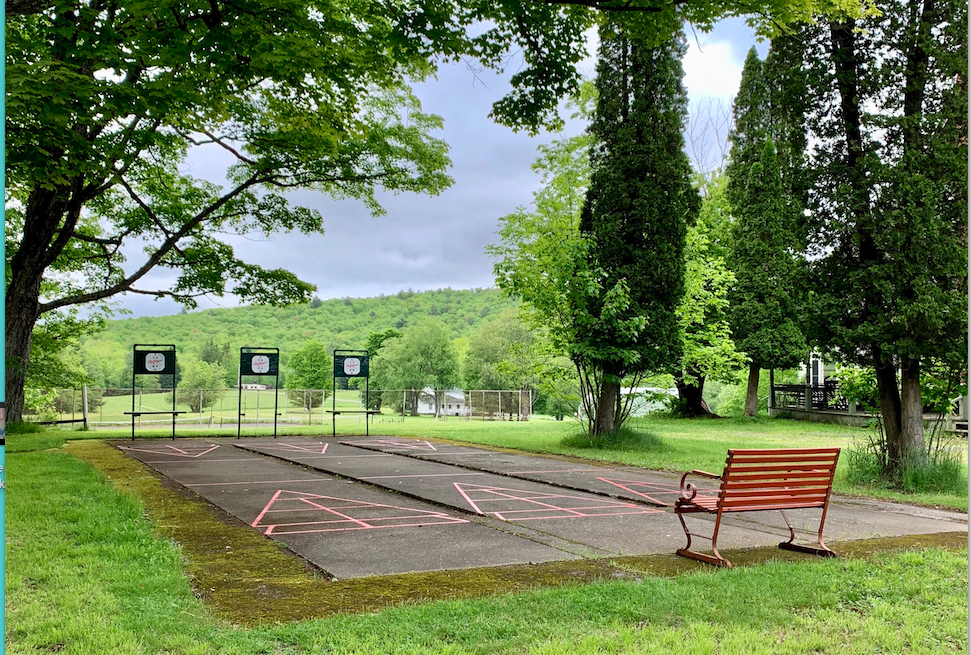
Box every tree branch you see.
[528,0,678,12]
[38,172,266,313]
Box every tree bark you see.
[872,351,903,476]
[5,185,77,422]
[899,357,927,464]
[591,379,620,436]
[5,286,42,423]
[744,364,760,416]
[675,371,713,417]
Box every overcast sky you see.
[123,18,768,318]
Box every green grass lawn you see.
[7,442,968,654]
[20,412,969,509]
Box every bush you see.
[845,423,967,495]
[561,427,664,452]
[7,421,43,434]
[899,448,968,496]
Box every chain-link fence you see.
[24,387,534,428]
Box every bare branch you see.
[39,172,266,313]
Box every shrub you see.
[845,421,967,495]
[561,427,664,452]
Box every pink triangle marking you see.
[261,442,329,454]
[596,477,682,507]
[346,438,437,451]
[251,489,468,535]
[453,482,658,521]
[119,444,219,458]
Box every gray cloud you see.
[116,20,758,318]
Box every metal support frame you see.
[331,349,371,437]
[237,347,280,438]
[128,344,180,440]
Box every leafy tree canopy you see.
[5,0,881,423]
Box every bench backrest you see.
[717,448,840,513]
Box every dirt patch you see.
[68,439,968,626]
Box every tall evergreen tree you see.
[578,20,699,435]
[726,48,808,416]
[801,0,967,477]
[728,139,808,415]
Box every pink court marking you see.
[343,439,438,451]
[251,442,329,454]
[251,489,468,535]
[118,444,219,458]
[598,478,709,507]
[184,478,326,487]
[453,482,661,522]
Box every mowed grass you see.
[7,444,968,654]
[21,412,969,509]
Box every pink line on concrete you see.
[252,489,469,535]
[120,444,219,458]
[504,509,662,521]
[258,442,330,454]
[454,482,485,515]
[597,477,688,506]
[309,504,372,529]
[360,472,486,480]
[268,520,467,535]
[251,489,284,529]
[184,479,326,487]
[471,487,591,518]
[512,468,609,474]
[454,483,660,521]
[144,457,260,464]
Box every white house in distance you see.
[416,389,468,416]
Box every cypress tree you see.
[726,47,808,416]
[728,139,807,415]
[578,20,699,434]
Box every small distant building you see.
[626,387,679,416]
[240,383,270,391]
[416,388,468,416]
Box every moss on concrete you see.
[67,439,968,627]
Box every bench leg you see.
[777,509,837,558]
[675,507,732,568]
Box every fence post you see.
[82,385,90,430]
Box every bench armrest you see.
[679,469,721,501]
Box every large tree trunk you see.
[6,182,82,422]
[872,351,903,476]
[591,379,620,436]
[898,357,927,464]
[5,286,42,423]
[744,364,760,417]
[675,371,713,417]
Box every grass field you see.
[32,411,968,509]
[6,435,968,655]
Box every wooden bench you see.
[674,447,840,568]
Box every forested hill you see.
[82,288,519,388]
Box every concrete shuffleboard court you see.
[113,436,968,579]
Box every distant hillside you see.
[81,288,520,387]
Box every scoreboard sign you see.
[334,354,369,378]
[240,352,279,376]
[134,350,175,375]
